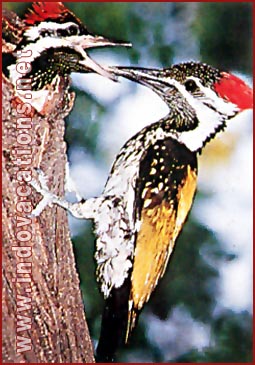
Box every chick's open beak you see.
[78,37,132,81]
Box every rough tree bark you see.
[2,11,95,363]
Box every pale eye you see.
[184,79,198,93]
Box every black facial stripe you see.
[56,28,69,37]
[40,29,50,37]
[38,24,80,38]
[201,100,234,118]
[18,36,38,49]
[20,25,88,48]
[38,13,91,36]
[2,53,16,78]
[203,101,220,113]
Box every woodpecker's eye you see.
[56,29,69,37]
[184,79,198,92]
[68,25,79,36]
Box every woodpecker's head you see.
[112,62,253,151]
[6,2,130,90]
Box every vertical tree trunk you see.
[2,63,95,362]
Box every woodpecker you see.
[30,62,253,361]
[2,2,129,114]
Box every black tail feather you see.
[95,278,131,363]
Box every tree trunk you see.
[2,46,95,363]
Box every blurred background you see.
[5,2,253,362]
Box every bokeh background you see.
[5,2,253,362]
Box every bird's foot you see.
[30,168,63,216]
[30,168,95,220]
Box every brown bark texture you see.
[2,11,95,363]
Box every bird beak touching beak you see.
[110,66,254,112]
[78,37,132,82]
[109,66,169,92]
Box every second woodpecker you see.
[30,61,252,361]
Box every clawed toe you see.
[29,168,56,216]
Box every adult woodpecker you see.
[2,2,129,114]
[30,62,253,361]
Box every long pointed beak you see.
[76,37,132,81]
[79,35,131,50]
[79,54,118,81]
[109,65,168,91]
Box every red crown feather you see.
[25,2,67,25]
[214,72,253,111]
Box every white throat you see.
[162,77,239,152]
[176,109,226,152]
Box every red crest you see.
[214,72,253,111]
[25,2,67,25]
